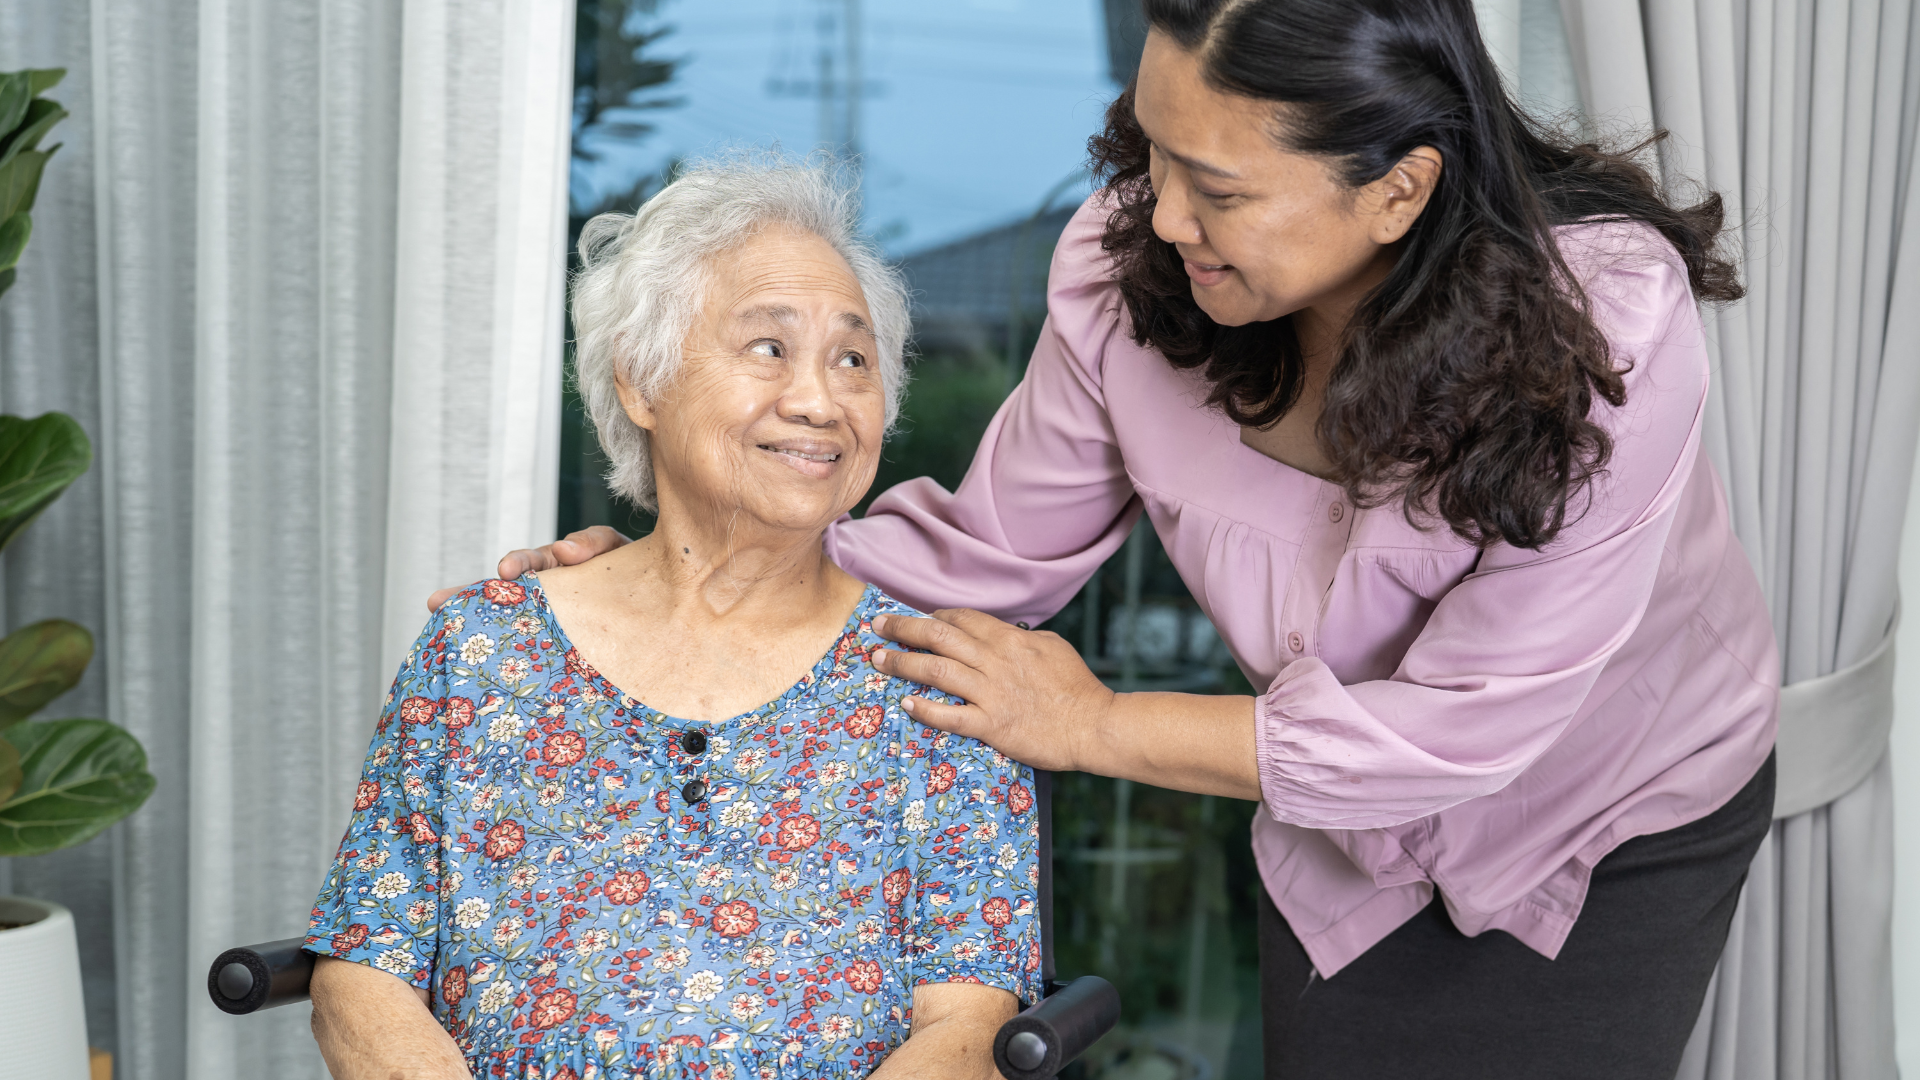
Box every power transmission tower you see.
[766,0,877,170]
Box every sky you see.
[572,0,1120,256]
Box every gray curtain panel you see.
[0,2,571,1078]
[1561,0,1920,1077]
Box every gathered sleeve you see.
[826,211,1141,627]
[901,708,1045,1005]
[303,607,455,987]
[1256,231,1720,830]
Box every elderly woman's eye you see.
[837,351,865,368]
[749,340,782,358]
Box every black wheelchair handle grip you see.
[993,975,1122,1079]
[207,937,317,1014]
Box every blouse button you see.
[681,779,709,803]
[1328,502,1345,523]
[680,731,707,756]
[1288,631,1305,653]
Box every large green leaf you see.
[0,99,68,170]
[0,73,28,140]
[0,211,28,273]
[0,412,92,554]
[23,69,64,97]
[0,620,92,732]
[0,146,52,223]
[0,267,13,300]
[0,738,18,807]
[0,719,154,857]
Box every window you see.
[562,2,1264,1075]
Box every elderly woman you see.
[303,159,1042,1080]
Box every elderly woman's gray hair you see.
[570,156,912,511]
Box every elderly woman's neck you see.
[532,512,867,721]
[636,511,853,614]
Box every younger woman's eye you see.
[748,340,782,358]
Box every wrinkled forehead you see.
[732,302,874,340]
[705,226,876,340]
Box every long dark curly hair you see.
[1091,0,1742,549]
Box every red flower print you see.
[845,959,883,994]
[543,730,587,767]
[1008,784,1034,815]
[353,779,380,811]
[565,649,588,678]
[927,762,957,794]
[399,696,437,727]
[605,869,651,905]
[484,819,525,861]
[982,896,1013,928]
[528,987,577,1030]
[481,579,527,606]
[331,923,369,952]
[441,965,468,1008]
[882,868,911,906]
[777,813,822,851]
[442,697,475,733]
[407,812,439,845]
[845,704,885,739]
[553,1069,580,1080]
[654,790,671,814]
[711,900,760,937]
[666,1034,707,1048]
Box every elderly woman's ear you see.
[614,371,658,433]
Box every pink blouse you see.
[826,197,1778,977]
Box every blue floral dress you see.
[306,576,1042,1080]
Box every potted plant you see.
[0,67,157,1080]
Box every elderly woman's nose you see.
[776,357,840,423]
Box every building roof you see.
[896,205,1079,354]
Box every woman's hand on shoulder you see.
[426,526,631,612]
[871,608,1112,773]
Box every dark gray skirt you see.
[1259,752,1775,1080]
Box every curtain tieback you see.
[1772,600,1898,818]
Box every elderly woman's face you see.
[623,223,885,534]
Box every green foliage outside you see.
[0,70,157,858]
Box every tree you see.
[571,0,684,221]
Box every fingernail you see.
[901,695,916,714]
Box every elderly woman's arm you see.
[311,956,472,1080]
[870,982,1019,1080]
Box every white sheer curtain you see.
[1557,1,1920,1078]
[0,2,572,1078]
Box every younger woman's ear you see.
[615,372,658,432]
[1368,146,1443,245]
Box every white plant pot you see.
[0,896,91,1080]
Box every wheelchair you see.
[206,771,1120,1080]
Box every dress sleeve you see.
[1256,231,1729,830]
[903,701,1045,1005]
[303,604,454,988]
[826,199,1140,627]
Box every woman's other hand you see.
[873,608,1262,801]
[310,955,472,1079]
[425,526,631,612]
[872,609,1112,773]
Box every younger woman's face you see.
[1133,29,1440,331]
